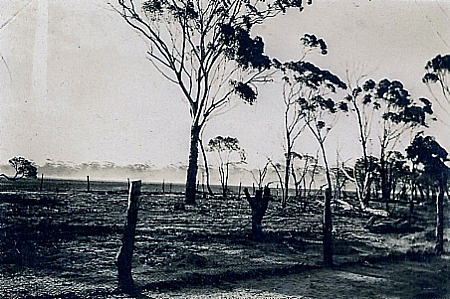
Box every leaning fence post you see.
[116,180,142,293]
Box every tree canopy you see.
[0,157,38,181]
[115,0,309,204]
[423,54,449,103]
[406,133,448,179]
[116,0,308,126]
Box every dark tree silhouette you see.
[406,133,449,254]
[0,157,38,181]
[359,79,433,205]
[423,54,449,113]
[381,151,411,213]
[207,136,245,198]
[114,0,308,204]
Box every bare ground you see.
[0,184,448,298]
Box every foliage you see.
[116,0,308,126]
[422,54,450,104]
[358,79,433,127]
[0,157,38,181]
[406,133,449,180]
[115,0,309,203]
[347,78,433,202]
[272,34,347,208]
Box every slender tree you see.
[276,57,347,266]
[207,136,246,197]
[115,0,307,204]
[298,84,348,267]
[199,138,214,195]
[342,73,376,208]
[272,34,328,209]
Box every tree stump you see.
[244,186,270,240]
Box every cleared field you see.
[0,179,447,298]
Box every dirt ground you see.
[145,255,450,298]
[0,180,448,298]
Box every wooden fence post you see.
[87,175,90,192]
[40,173,44,192]
[116,180,142,293]
[323,188,333,267]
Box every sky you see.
[0,0,449,182]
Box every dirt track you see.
[145,255,450,298]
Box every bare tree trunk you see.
[291,164,300,198]
[186,124,200,205]
[223,162,230,198]
[380,161,391,213]
[418,184,425,202]
[283,151,291,209]
[381,170,389,201]
[222,183,227,198]
[436,178,445,255]
[244,187,270,241]
[116,180,141,294]
[199,138,214,196]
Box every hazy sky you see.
[0,0,448,170]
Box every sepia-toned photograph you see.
[0,0,449,297]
